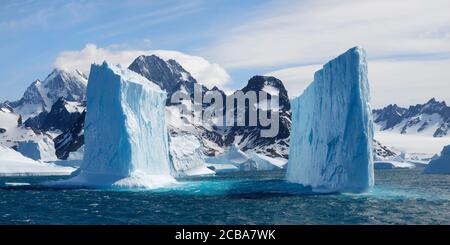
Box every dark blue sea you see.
[1,169,450,224]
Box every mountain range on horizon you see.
[0,54,448,164]
[373,98,449,137]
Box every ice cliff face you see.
[56,62,175,188]
[286,47,374,193]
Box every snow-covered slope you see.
[373,99,450,159]
[0,104,57,161]
[53,62,175,188]
[7,68,87,119]
[0,145,74,176]
[287,46,374,193]
[423,145,450,174]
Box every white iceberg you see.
[51,62,175,188]
[423,145,450,174]
[286,47,374,193]
[169,134,214,177]
[206,144,285,172]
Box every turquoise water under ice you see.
[1,169,450,224]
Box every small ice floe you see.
[5,182,31,186]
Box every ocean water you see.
[1,169,450,224]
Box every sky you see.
[0,0,449,108]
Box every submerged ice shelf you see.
[51,62,175,188]
[286,47,374,193]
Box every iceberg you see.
[52,62,175,188]
[423,145,450,174]
[169,134,215,177]
[286,47,374,193]
[206,144,285,172]
[373,161,414,169]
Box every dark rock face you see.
[224,76,291,158]
[54,110,85,160]
[24,97,84,132]
[128,55,197,98]
[373,104,407,130]
[373,98,450,137]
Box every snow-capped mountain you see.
[128,55,197,99]
[223,75,291,158]
[1,68,87,161]
[6,68,87,119]
[373,98,450,137]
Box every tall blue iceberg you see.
[54,62,175,188]
[286,47,374,193]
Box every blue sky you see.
[1,0,450,107]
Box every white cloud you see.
[207,0,450,69]
[53,43,231,89]
[265,64,321,99]
[267,58,450,108]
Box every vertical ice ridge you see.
[286,47,374,193]
[51,62,175,188]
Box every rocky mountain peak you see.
[128,55,197,97]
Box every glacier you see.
[51,62,175,188]
[286,47,374,193]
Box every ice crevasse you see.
[51,62,175,188]
[286,46,374,193]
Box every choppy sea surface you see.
[1,169,450,224]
